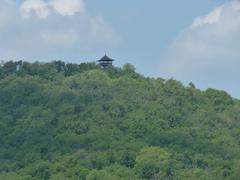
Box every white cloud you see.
[20,0,50,19]
[191,6,222,28]
[160,0,240,98]
[0,0,119,61]
[20,0,85,19]
[50,0,85,16]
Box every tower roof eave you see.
[98,55,114,62]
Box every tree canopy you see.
[0,61,240,179]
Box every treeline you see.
[0,60,100,77]
[0,61,240,179]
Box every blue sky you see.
[1,0,240,98]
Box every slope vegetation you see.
[0,61,240,179]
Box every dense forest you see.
[1,60,240,179]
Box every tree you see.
[134,146,172,179]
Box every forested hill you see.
[1,61,240,180]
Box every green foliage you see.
[0,61,239,179]
[134,147,172,179]
[86,165,138,180]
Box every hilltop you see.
[0,61,240,179]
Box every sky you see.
[1,0,240,98]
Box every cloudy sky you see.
[1,0,240,98]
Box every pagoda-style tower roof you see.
[98,54,114,69]
[98,55,114,62]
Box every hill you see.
[0,61,240,179]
